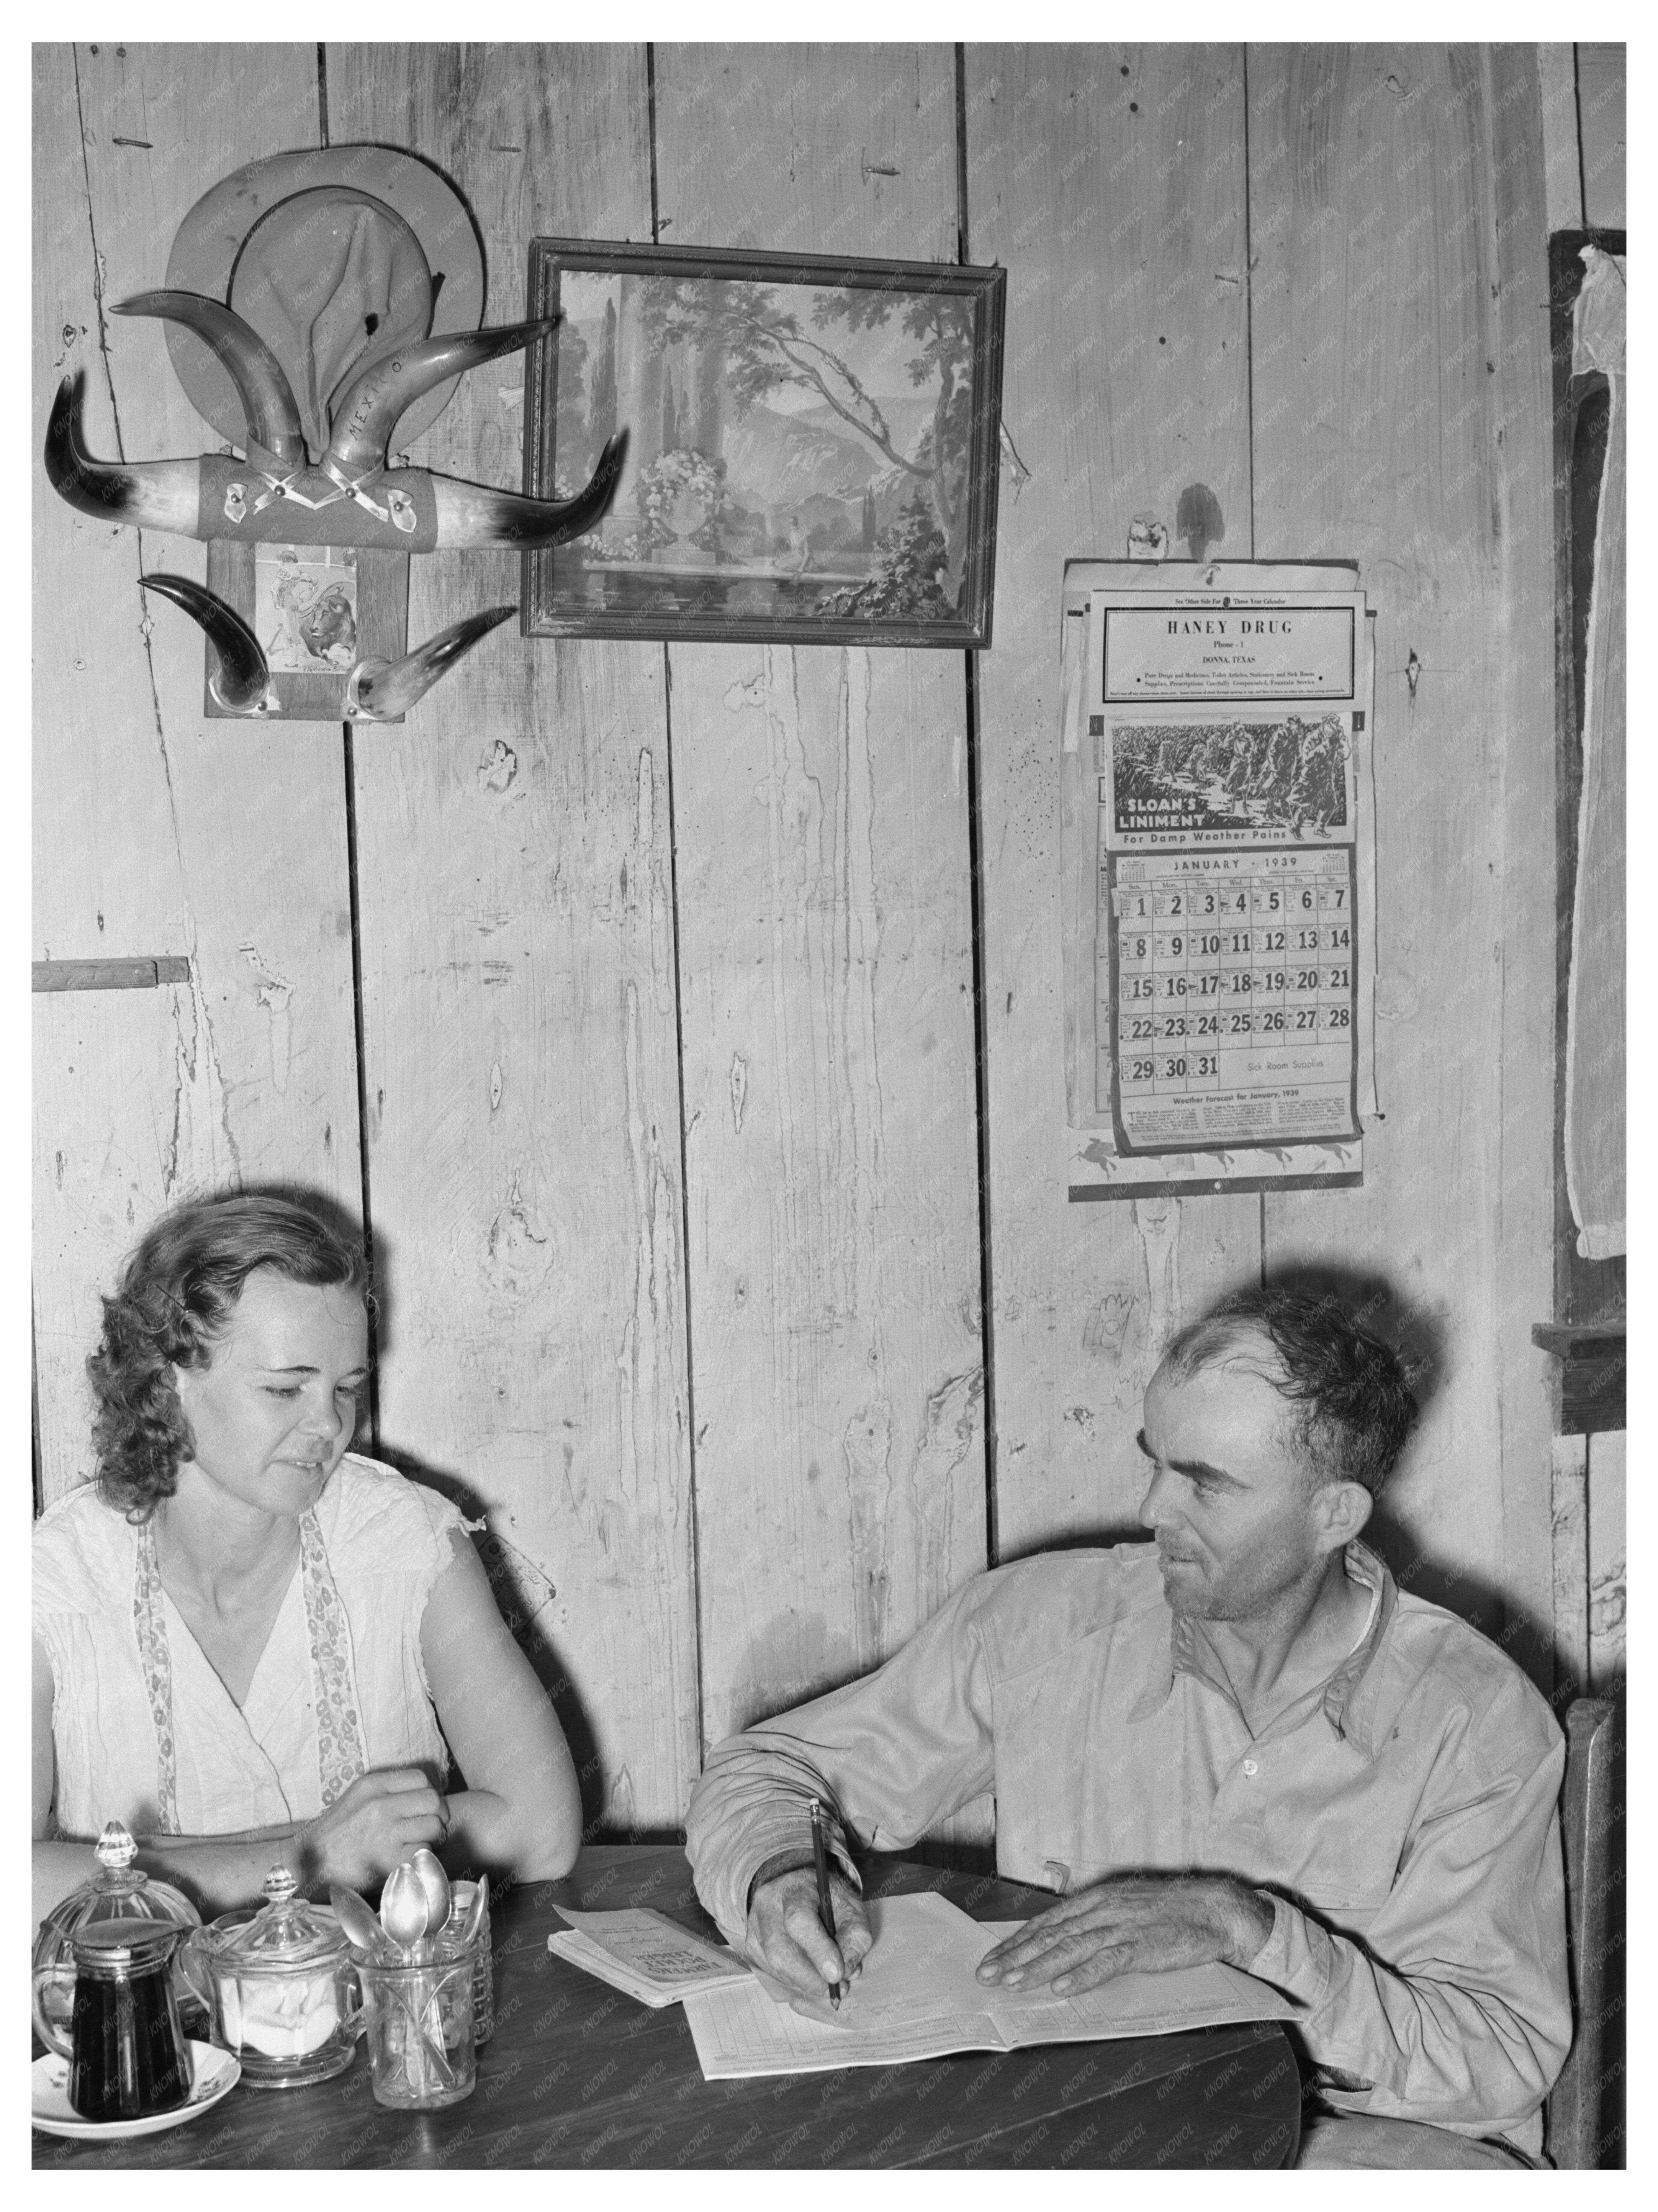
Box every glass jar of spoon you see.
[330,1850,484,2109]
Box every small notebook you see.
[546,1906,751,2008]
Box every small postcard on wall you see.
[1059,563,1377,1202]
[253,546,360,674]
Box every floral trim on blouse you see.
[298,1509,369,1806]
[131,1509,370,1831]
[131,1522,180,1834]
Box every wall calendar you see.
[1059,562,1376,1202]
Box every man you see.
[686,1289,1570,2168]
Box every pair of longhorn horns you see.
[47,291,629,552]
[111,291,548,477]
[139,574,515,722]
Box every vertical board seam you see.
[964,643,998,1567]
[1484,45,1559,1686]
[72,46,176,796]
[1571,46,1589,227]
[660,645,705,1769]
[956,40,998,1569]
[341,727,380,1453]
[316,44,381,1452]
[1241,43,1257,557]
[1480,45,1511,1658]
[646,44,661,241]
[954,42,969,266]
[31,1304,43,1521]
[650,46,707,1767]
[1245,46,1269,1298]
[69,46,124,456]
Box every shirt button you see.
[1242,1758,1258,1776]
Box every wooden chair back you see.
[1544,1697,1624,2168]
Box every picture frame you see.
[202,541,409,721]
[520,240,1007,649]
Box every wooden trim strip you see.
[1069,1173,1364,1203]
[1531,1323,1626,1357]
[31,957,191,993]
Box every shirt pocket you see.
[1260,1768,1405,1917]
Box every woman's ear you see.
[166,1360,201,1445]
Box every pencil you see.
[809,1796,844,2009]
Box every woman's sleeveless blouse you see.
[33,1454,465,1840]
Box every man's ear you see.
[1311,1478,1372,1554]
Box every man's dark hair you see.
[1158,1286,1417,1496]
[86,1191,370,1521]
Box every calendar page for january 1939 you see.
[1060,563,1376,1201]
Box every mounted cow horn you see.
[111,292,307,468]
[137,575,517,723]
[420,424,630,554]
[46,376,200,533]
[324,320,558,480]
[45,326,629,554]
[140,573,275,715]
[345,604,517,722]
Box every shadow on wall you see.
[1264,1259,1555,1691]
[335,1204,1561,1817]
[236,1188,624,1843]
[372,1438,636,1843]
[982,1261,1554,1696]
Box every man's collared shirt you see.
[685,1540,1568,2153]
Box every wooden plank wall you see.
[34,46,1580,1838]
[32,44,362,1506]
[1245,45,1557,1670]
[324,46,700,1834]
[1560,36,1626,1700]
[963,45,1262,1552]
[651,48,988,1770]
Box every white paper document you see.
[547,1906,751,2008]
[682,1891,1294,2080]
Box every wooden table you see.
[33,1846,1301,2170]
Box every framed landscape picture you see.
[521,241,1006,647]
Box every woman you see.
[32,1191,582,1922]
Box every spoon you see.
[330,1883,396,1964]
[379,1862,434,1959]
[379,1860,455,2094]
[409,1848,451,1948]
[457,1873,489,1951]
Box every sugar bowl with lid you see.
[194,1865,360,2087]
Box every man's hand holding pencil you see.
[743,1801,874,2004]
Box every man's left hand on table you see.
[975,1873,1275,1995]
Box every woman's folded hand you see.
[296,1768,449,1890]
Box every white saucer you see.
[31,2040,241,2141]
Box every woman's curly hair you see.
[87,1191,370,1521]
